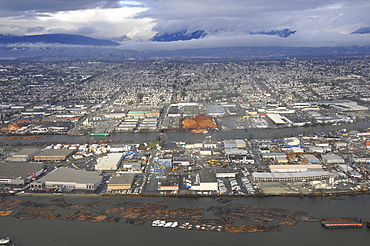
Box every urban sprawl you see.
[1,58,370,197]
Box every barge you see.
[321,218,363,228]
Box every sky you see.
[0,0,369,49]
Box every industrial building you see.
[252,171,337,182]
[224,139,247,149]
[269,164,323,173]
[321,154,345,164]
[266,114,286,126]
[216,168,236,178]
[0,162,45,185]
[199,148,212,156]
[303,154,321,164]
[7,148,41,162]
[127,107,162,118]
[30,167,102,190]
[32,149,75,161]
[207,105,226,117]
[119,162,142,172]
[190,170,218,191]
[182,105,199,117]
[95,153,124,171]
[159,175,180,194]
[107,174,135,190]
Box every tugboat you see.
[0,237,14,246]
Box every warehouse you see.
[261,152,287,159]
[119,162,142,172]
[207,105,226,117]
[266,114,286,126]
[224,139,247,149]
[252,171,337,182]
[216,168,236,178]
[303,154,321,164]
[0,162,45,186]
[269,164,323,173]
[30,167,102,191]
[7,148,41,162]
[95,153,124,171]
[182,105,199,117]
[159,175,180,194]
[33,149,75,161]
[190,170,218,191]
[127,107,162,118]
[107,174,135,190]
[322,154,345,164]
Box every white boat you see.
[0,237,13,245]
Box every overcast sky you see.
[0,0,369,49]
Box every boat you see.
[0,237,13,245]
[321,218,363,228]
[89,133,110,136]
[191,129,208,134]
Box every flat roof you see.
[37,167,102,184]
[266,114,285,124]
[12,148,40,157]
[322,154,344,161]
[200,170,217,183]
[97,153,124,167]
[34,149,75,157]
[270,164,323,170]
[0,162,45,179]
[109,174,135,185]
[253,171,333,178]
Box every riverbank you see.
[9,189,370,198]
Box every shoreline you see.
[4,190,369,198]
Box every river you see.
[1,120,370,145]
[1,195,370,246]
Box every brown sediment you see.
[105,216,120,223]
[0,199,22,208]
[75,210,92,215]
[60,214,78,221]
[0,211,13,216]
[253,217,274,223]
[77,215,92,221]
[126,218,146,226]
[279,219,298,226]
[36,213,60,220]
[103,207,126,213]
[2,135,46,140]
[14,207,56,219]
[1,199,314,233]
[92,215,107,222]
[225,224,281,233]
[301,216,320,222]
[121,212,141,219]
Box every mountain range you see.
[150,30,207,42]
[0,34,119,46]
[351,27,370,34]
[250,29,296,38]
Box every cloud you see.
[27,26,45,33]
[118,31,370,51]
[0,2,155,39]
[0,0,369,48]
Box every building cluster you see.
[1,58,370,196]
[1,59,370,137]
[1,127,370,195]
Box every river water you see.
[1,120,370,145]
[1,195,370,246]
